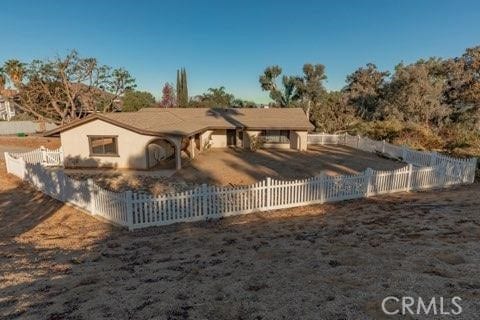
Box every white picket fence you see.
[3,134,477,230]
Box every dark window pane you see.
[262,130,290,143]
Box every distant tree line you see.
[258,46,480,157]
[2,46,479,158]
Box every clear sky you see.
[2,0,480,103]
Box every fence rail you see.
[4,134,477,230]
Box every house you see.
[45,108,314,170]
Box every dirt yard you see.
[66,145,406,195]
[0,136,61,149]
[177,145,406,185]
[1,159,479,319]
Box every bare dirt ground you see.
[1,159,479,320]
[0,136,61,150]
[67,145,406,195]
[177,145,406,185]
[0,136,61,160]
[1,137,404,195]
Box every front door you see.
[226,129,236,146]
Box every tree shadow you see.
[1,167,477,319]
[174,144,405,186]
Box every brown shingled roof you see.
[45,108,314,137]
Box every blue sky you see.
[2,0,480,103]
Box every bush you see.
[393,123,444,151]
[350,119,403,141]
[249,135,264,152]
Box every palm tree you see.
[0,67,6,92]
[259,66,302,107]
[200,86,235,107]
[4,60,25,87]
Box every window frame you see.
[261,130,290,144]
[88,135,119,157]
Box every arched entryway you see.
[146,137,181,170]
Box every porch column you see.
[169,136,182,170]
[175,145,182,170]
[189,136,195,159]
[198,133,204,152]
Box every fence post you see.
[406,164,413,191]
[321,132,325,145]
[40,146,47,164]
[19,157,26,180]
[265,177,271,209]
[467,158,477,184]
[88,179,96,215]
[59,147,64,165]
[429,152,437,167]
[365,168,373,197]
[356,135,360,149]
[125,190,134,230]
[201,184,208,216]
[382,140,386,153]
[320,172,326,203]
[4,152,10,173]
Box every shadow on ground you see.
[1,154,479,320]
[175,145,405,186]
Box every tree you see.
[381,62,449,126]
[122,90,155,112]
[0,67,5,92]
[4,59,25,87]
[176,68,188,106]
[343,63,390,120]
[259,65,302,107]
[310,91,356,132]
[232,99,257,108]
[442,46,480,129]
[197,86,235,107]
[297,64,327,119]
[159,83,176,107]
[6,50,136,124]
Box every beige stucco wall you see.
[209,129,227,148]
[60,119,181,169]
[290,131,308,151]
[264,142,291,149]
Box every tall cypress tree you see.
[176,69,181,106]
[182,68,188,106]
[176,68,189,107]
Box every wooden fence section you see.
[4,136,478,230]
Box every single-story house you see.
[45,108,314,170]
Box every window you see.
[261,130,290,144]
[89,136,118,156]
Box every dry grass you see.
[1,159,479,319]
